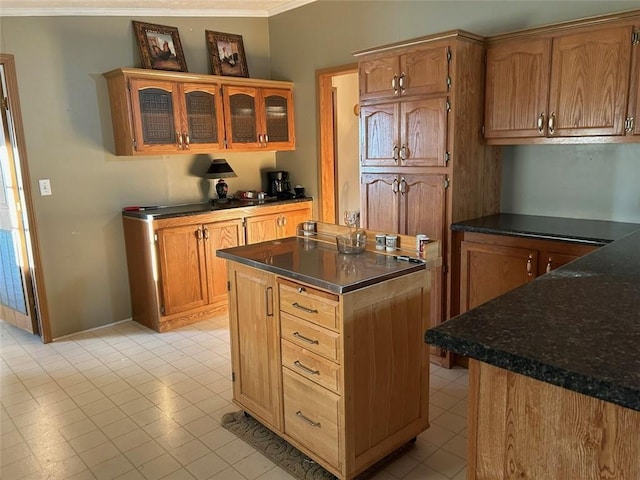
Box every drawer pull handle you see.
[293,332,319,345]
[294,360,320,375]
[292,302,318,314]
[296,411,321,428]
[546,257,552,273]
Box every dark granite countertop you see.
[121,197,312,220]
[452,213,640,246]
[217,236,428,294]
[426,228,640,412]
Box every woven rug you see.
[221,411,415,480]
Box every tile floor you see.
[0,317,468,480]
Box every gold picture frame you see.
[206,30,249,77]
[132,21,188,72]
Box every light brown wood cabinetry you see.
[484,12,640,143]
[223,86,295,151]
[360,97,448,167]
[629,26,640,136]
[360,172,446,242]
[356,31,502,366]
[457,232,597,313]
[103,68,295,155]
[226,259,431,479]
[468,360,640,480]
[122,200,312,332]
[245,204,312,244]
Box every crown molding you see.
[0,0,316,17]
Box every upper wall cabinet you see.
[359,45,450,102]
[103,68,295,155]
[484,12,640,144]
[223,86,295,151]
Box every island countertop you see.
[217,236,431,294]
[426,228,640,412]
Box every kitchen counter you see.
[122,196,312,220]
[426,227,640,411]
[451,212,640,246]
[217,235,433,294]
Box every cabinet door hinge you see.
[447,48,452,62]
[632,30,639,45]
[444,177,450,189]
[444,151,450,166]
[1,97,8,110]
[231,372,236,382]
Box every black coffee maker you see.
[267,171,293,198]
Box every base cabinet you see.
[227,262,431,479]
[457,232,597,313]
[122,200,312,332]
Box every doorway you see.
[317,63,359,225]
[0,54,50,342]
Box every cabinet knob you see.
[391,75,398,94]
[398,73,406,93]
[297,287,306,293]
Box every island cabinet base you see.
[468,360,640,480]
[227,261,432,479]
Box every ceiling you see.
[0,0,317,17]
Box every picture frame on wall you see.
[132,21,188,72]
[205,30,249,77]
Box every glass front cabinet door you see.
[129,79,224,154]
[224,85,295,151]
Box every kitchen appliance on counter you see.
[266,170,294,198]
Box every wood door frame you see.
[316,63,358,223]
[0,54,51,342]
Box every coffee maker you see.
[267,171,293,198]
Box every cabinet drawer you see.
[281,339,341,393]
[281,312,340,362]
[279,280,339,331]
[282,368,340,469]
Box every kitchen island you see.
[218,225,440,479]
[426,228,640,479]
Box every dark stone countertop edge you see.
[451,213,640,246]
[122,197,313,220]
[425,329,639,412]
[217,248,426,294]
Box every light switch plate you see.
[39,179,52,196]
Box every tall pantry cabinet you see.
[355,31,502,365]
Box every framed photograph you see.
[132,21,188,72]
[206,31,249,77]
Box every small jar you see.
[385,234,398,252]
[302,221,316,236]
[375,234,386,250]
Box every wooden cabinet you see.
[223,86,295,151]
[360,97,448,167]
[227,262,281,428]
[103,68,295,155]
[485,15,640,143]
[360,172,446,242]
[155,218,244,317]
[629,27,640,137]
[226,258,431,479]
[245,204,312,244]
[121,200,312,332]
[457,232,597,313]
[359,44,450,102]
[357,32,502,366]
